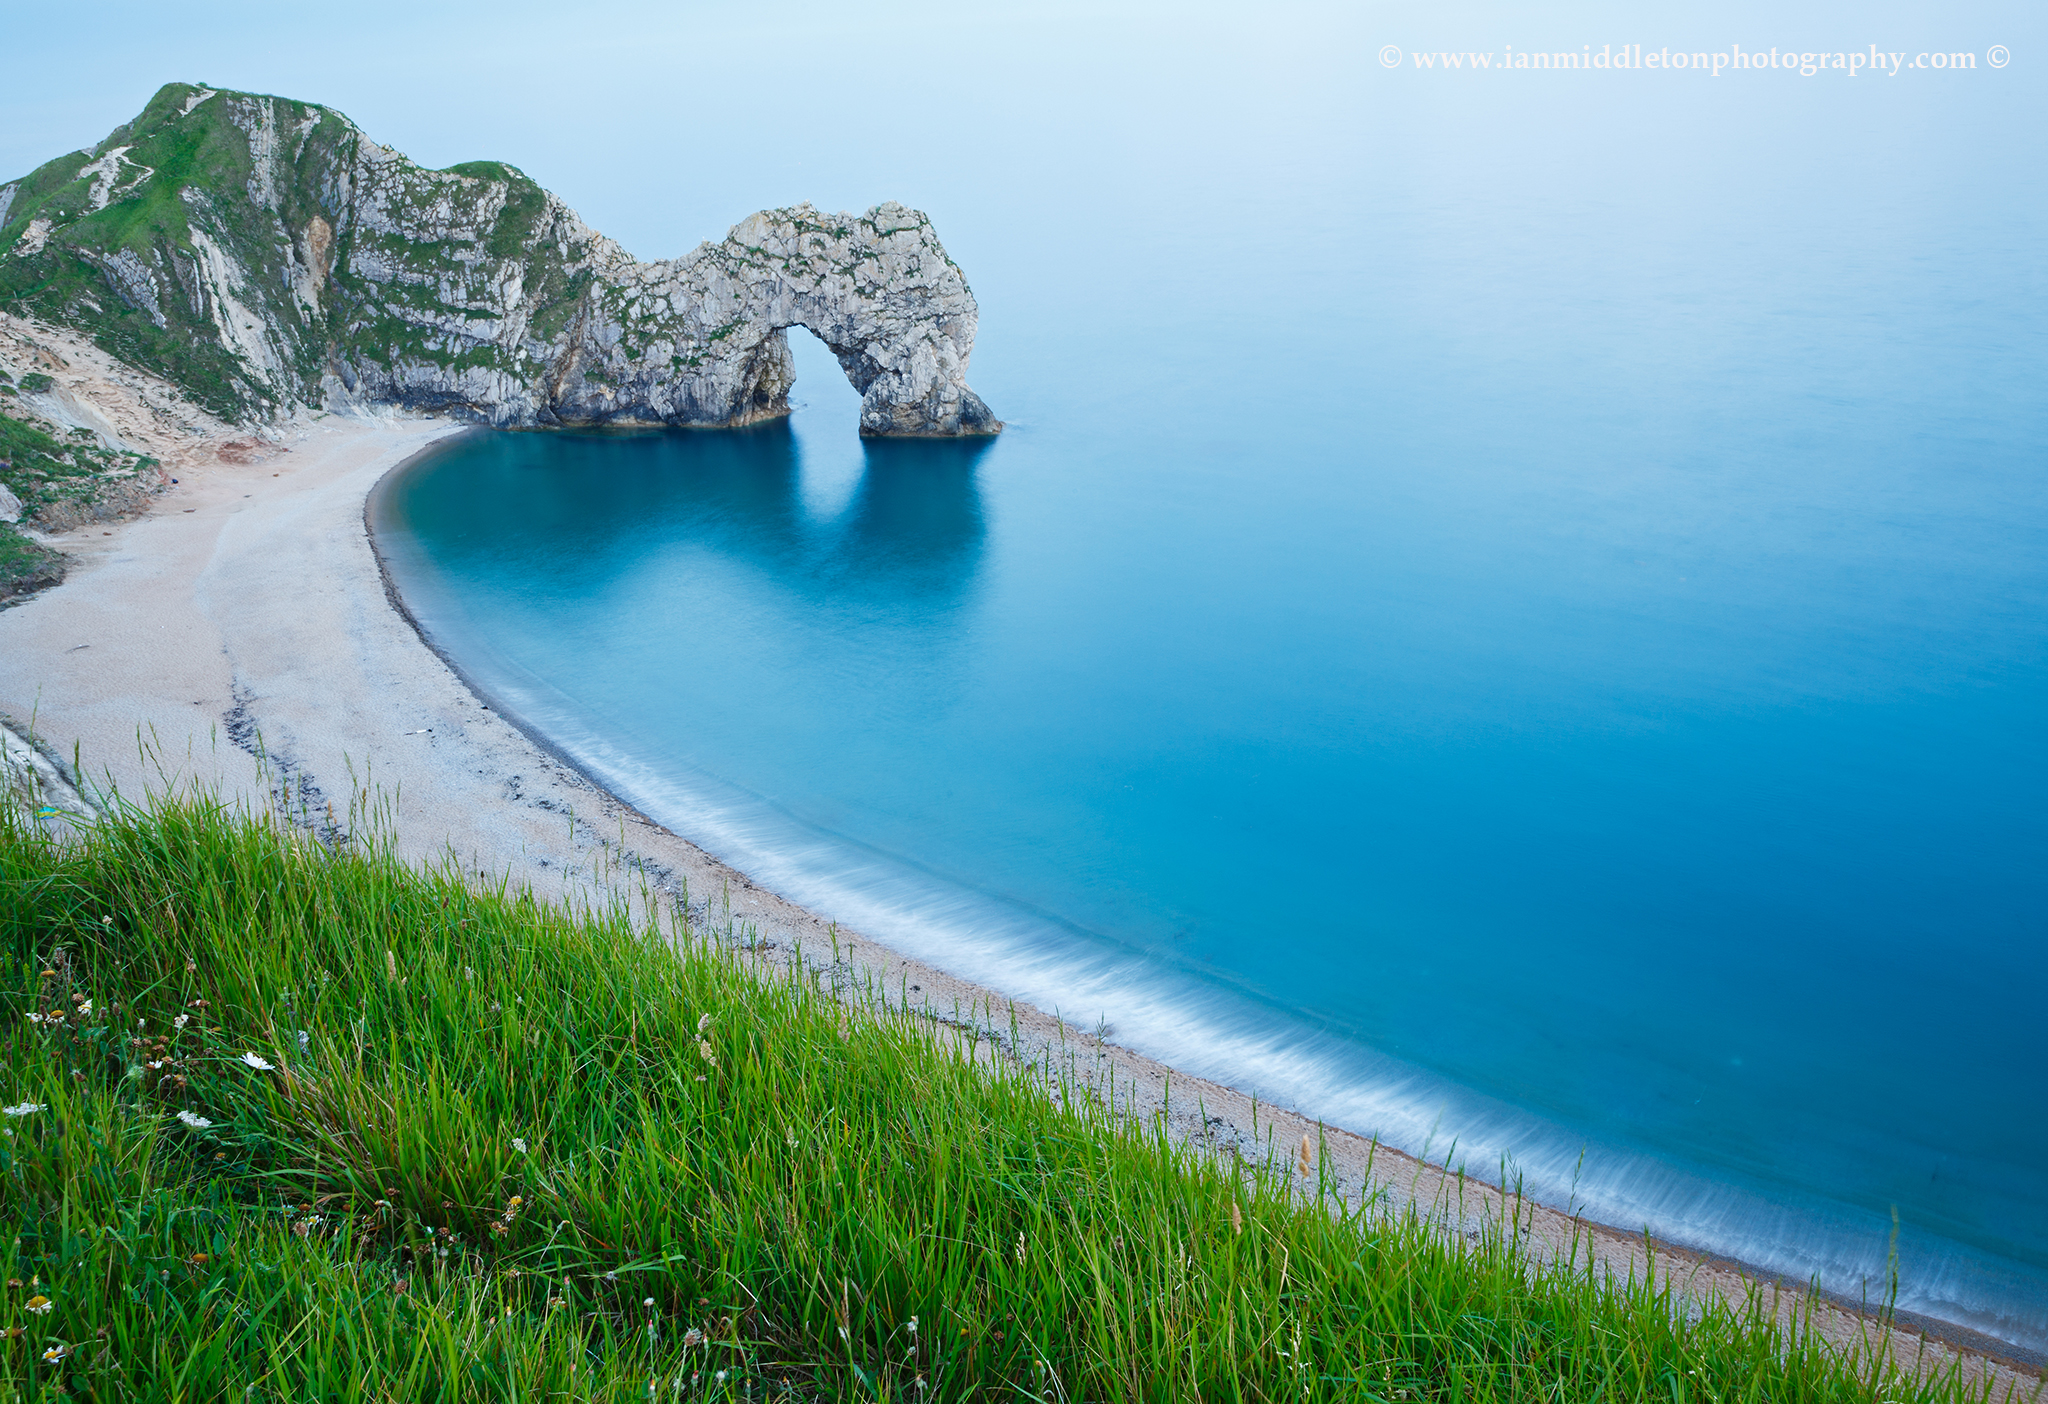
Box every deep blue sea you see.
[368,2,2047,1351]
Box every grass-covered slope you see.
[0,82,598,425]
[0,372,168,597]
[1,374,159,508]
[0,402,72,599]
[0,84,313,420]
[0,797,1987,1400]
[0,524,64,602]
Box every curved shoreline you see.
[363,429,2047,1381]
[1,413,2038,1391]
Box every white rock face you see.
[1,722,95,819]
[6,87,999,436]
[0,482,21,524]
[554,202,999,436]
[252,99,999,433]
[324,179,1000,435]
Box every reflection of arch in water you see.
[597,420,994,606]
[388,420,994,617]
[605,420,992,610]
[826,435,994,602]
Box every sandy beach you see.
[1,392,2039,1396]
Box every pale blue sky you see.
[4,0,2039,267]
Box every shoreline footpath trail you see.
[0,412,2040,1398]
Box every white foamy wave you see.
[370,509,2048,1353]
[538,704,2048,1352]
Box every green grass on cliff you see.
[0,403,158,557]
[0,524,64,601]
[2,82,594,425]
[0,793,2010,1402]
[0,83,285,422]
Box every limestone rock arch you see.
[558,202,1001,437]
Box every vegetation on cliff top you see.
[0,793,2000,1401]
[0,83,284,421]
[0,82,586,426]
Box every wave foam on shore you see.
[366,552,2048,1355]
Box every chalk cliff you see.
[0,84,997,436]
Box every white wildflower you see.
[240,1052,274,1071]
[76,1000,92,1015]
[26,1295,53,1315]
[2,1102,45,1117]
[174,1014,190,1030]
[296,1029,310,1054]
[511,1137,528,1154]
[176,1110,212,1129]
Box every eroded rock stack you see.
[0,84,997,437]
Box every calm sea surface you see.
[371,12,2047,1348]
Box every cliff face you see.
[0,84,998,436]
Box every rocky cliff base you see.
[1,85,998,438]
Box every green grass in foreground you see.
[0,795,1998,1401]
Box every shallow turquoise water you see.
[369,10,2048,1348]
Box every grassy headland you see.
[0,795,2009,1401]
